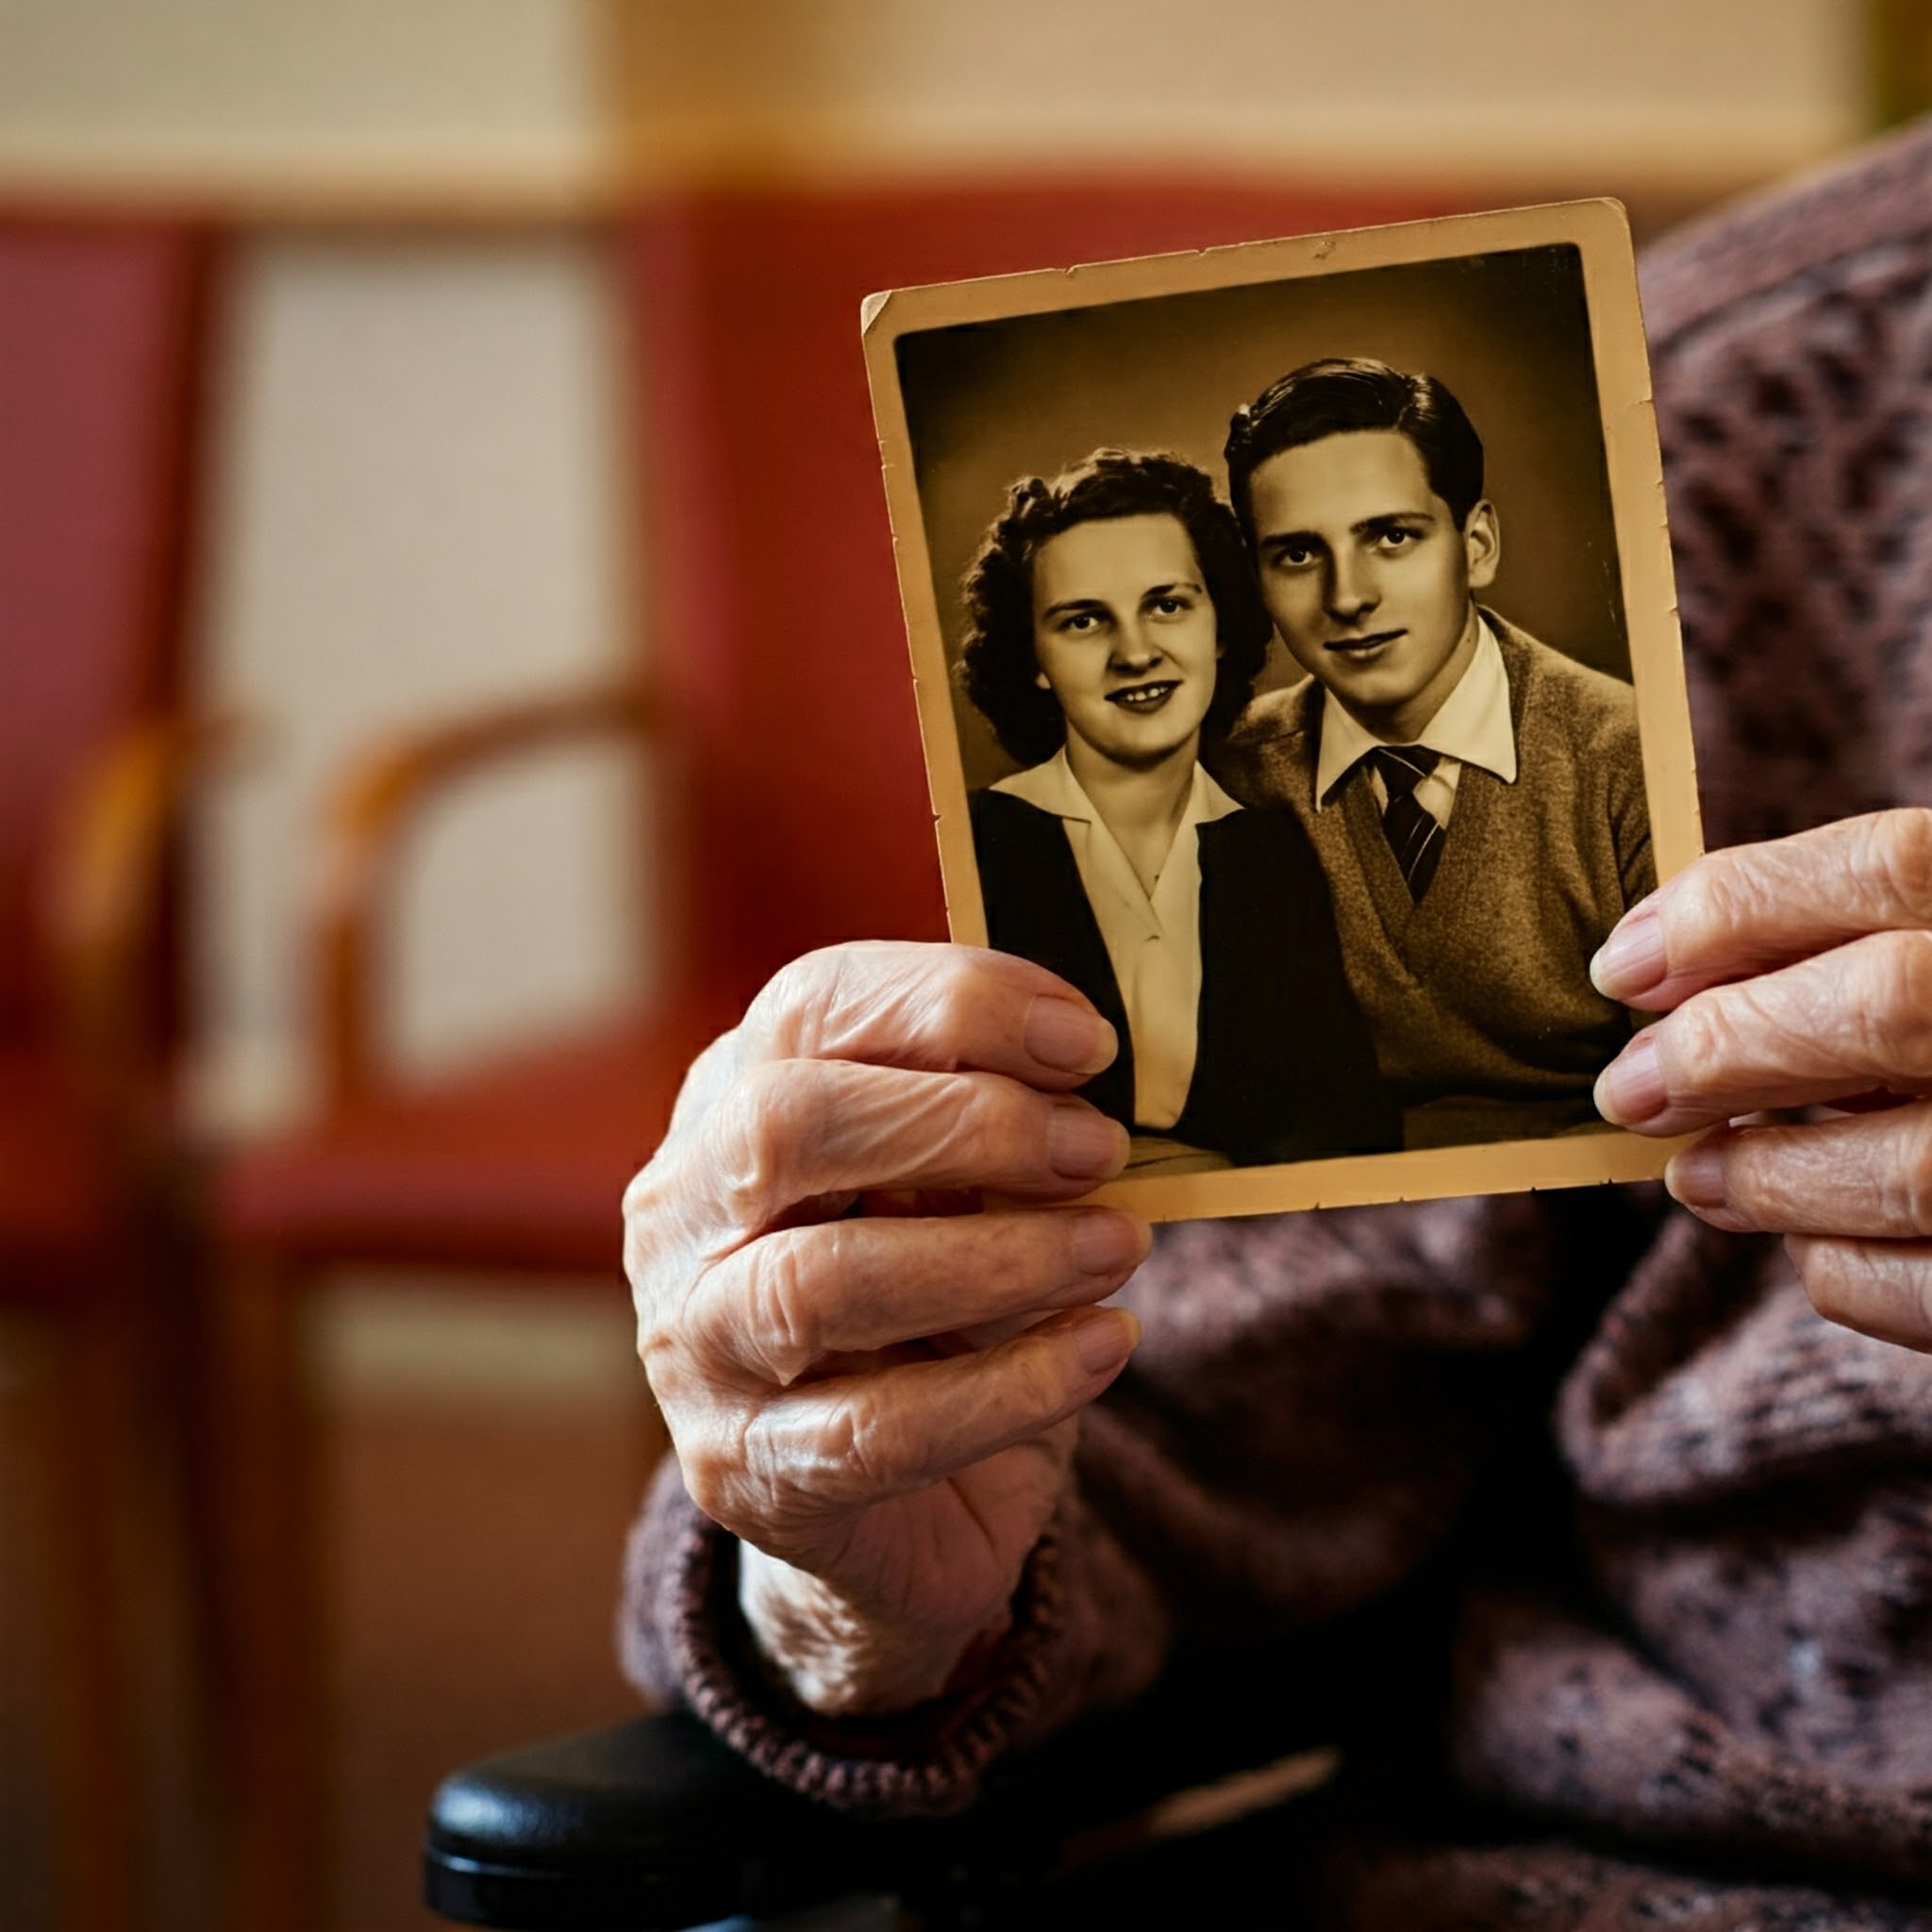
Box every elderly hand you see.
[1591,809,1932,1353]
[623,941,1149,1716]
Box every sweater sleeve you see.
[618,1453,1172,1816]
[616,1185,1637,1814]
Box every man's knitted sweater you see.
[622,121,1932,1927]
[1214,618,1653,1146]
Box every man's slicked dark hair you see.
[959,449,1273,769]
[1224,357,1486,542]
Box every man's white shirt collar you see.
[1314,615,1517,808]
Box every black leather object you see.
[422,1612,1448,1930]
[423,1708,925,1928]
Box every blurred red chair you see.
[0,218,216,1932]
[206,177,1454,1929]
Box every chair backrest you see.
[0,221,208,1040]
[624,180,1454,1003]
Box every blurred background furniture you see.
[0,217,217,1932]
[201,679,725,1932]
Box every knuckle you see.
[637,1344,703,1433]
[1666,857,1731,944]
[1007,1356,1063,1431]
[982,1323,1076,1431]
[631,1297,671,1373]
[1898,1129,1932,1238]
[1013,1208,1085,1289]
[665,1026,746,1131]
[926,1070,1000,1158]
[1022,1334,1081,1418]
[622,1170,682,1313]
[742,1234,826,1385]
[1868,808,1932,924]
[622,1160,679,1268]
[622,1212,657,1295]
[1666,991,1747,1088]
[708,1060,812,1225]
[1865,931,1932,1075]
[1896,927,1932,1007]
[620,1158,656,1223]
[1793,1238,1857,1328]
[635,1268,730,1407]
[686,1407,806,1540]
[621,1138,678,1226]
[746,943,899,1060]
[935,1074,1036,1181]
[676,1432,741,1526]
[912,952,997,1065]
[738,1414,810,1527]
[1793,1237,1890,1342]
[1674,841,1781,952]
[743,953,824,1055]
[760,954,817,1013]
[814,1394,902,1503]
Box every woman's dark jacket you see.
[968,787,1399,1165]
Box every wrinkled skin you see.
[623,941,1150,1712]
[1595,808,1932,1353]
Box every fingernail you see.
[1026,996,1117,1076]
[1594,1031,1668,1126]
[1665,1138,1754,1230]
[1069,1210,1152,1276]
[1048,1104,1129,1179]
[1591,898,1667,1001]
[1074,1307,1141,1375]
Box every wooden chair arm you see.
[43,711,242,1141]
[309,680,658,1109]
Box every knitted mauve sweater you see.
[622,121,1932,1926]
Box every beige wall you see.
[0,0,1866,199]
[0,0,605,201]
[620,0,1863,194]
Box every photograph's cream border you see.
[861,199,1704,1221]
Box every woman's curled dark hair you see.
[958,449,1273,768]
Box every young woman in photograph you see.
[960,448,1399,1172]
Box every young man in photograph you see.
[1214,357,1654,1148]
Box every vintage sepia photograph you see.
[862,201,1704,1220]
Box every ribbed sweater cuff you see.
[618,1457,1076,1816]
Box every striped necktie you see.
[1367,745,1444,900]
